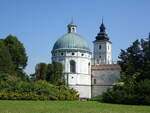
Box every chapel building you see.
[51,21,120,99]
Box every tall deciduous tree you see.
[4,35,28,70]
[0,39,14,74]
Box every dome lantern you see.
[67,20,77,33]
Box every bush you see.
[101,79,150,105]
[0,73,21,92]
[0,80,79,100]
[0,92,58,100]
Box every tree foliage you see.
[0,40,14,74]
[0,35,78,101]
[101,33,150,105]
[35,63,47,80]
[0,35,28,80]
[4,35,28,70]
[118,34,150,81]
[34,62,65,85]
[49,62,65,85]
[0,80,79,100]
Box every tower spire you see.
[100,18,106,33]
[95,20,109,41]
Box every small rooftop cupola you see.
[96,19,109,41]
[67,20,77,33]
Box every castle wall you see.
[91,64,121,97]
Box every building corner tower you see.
[93,20,112,65]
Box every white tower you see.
[93,21,112,64]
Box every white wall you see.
[70,85,91,99]
[52,50,92,99]
[93,40,112,64]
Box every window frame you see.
[70,60,76,73]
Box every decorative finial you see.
[71,17,74,24]
[100,18,106,32]
[102,17,104,24]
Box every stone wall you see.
[91,64,121,97]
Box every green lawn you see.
[0,100,149,113]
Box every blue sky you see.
[0,0,150,74]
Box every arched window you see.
[99,45,101,49]
[94,79,96,84]
[70,60,76,73]
[88,62,90,74]
[88,62,90,66]
[72,28,75,32]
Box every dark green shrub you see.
[102,79,150,105]
[0,80,79,100]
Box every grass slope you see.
[0,100,150,113]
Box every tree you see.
[101,33,150,105]
[118,40,142,77]
[35,63,47,80]
[34,62,65,85]
[140,33,150,80]
[49,62,65,85]
[46,64,53,81]
[0,39,14,74]
[118,34,150,81]
[4,35,28,70]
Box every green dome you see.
[52,33,90,51]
